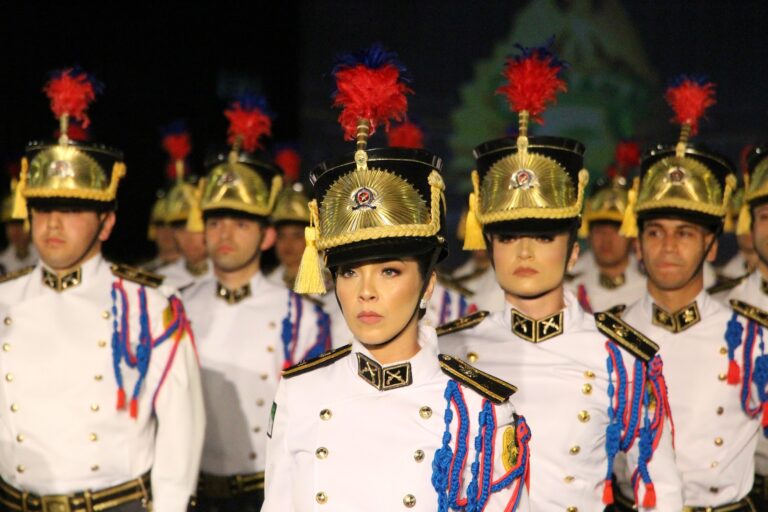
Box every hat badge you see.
[352,186,376,210]
[668,166,686,185]
[510,169,537,190]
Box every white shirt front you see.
[264,326,530,512]
[621,289,761,507]
[0,255,205,512]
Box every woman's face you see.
[335,258,433,345]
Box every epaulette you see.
[730,299,768,328]
[0,266,34,283]
[282,344,352,379]
[595,310,659,362]
[111,263,164,288]
[436,310,489,337]
[605,304,626,317]
[438,354,517,404]
[706,272,750,295]
[437,273,474,298]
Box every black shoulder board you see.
[438,354,517,404]
[437,310,489,337]
[706,272,749,295]
[111,264,164,288]
[730,299,768,328]
[437,273,474,298]
[282,344,352,379]
[595,311,659,362]
[0,266,34,283]
[606,304,626,317]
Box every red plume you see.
[274,147,302,183]
[225,98,272,153]
[162,133,191,162]
[332,44,412,140]
[497,43,567,123]
[665,76,716,135]
[387,121,424,149]
[614,141,640,173]
[43,68,101,127]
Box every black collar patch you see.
[511,309,564,343]
[216,282,252,304]
[652,302,700,333]
[356,353,412,391]
[42,267,82,292]
[599,273,625,290]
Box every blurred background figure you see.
[0,164,37,273]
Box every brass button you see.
[16,434,24,443]
[256,399,265,407]
[91,465,100,472]
[569,445,580,455]
[414,449,425,462]
[567,507,578,512]
[89,433,98,442]
[91,404,100,412]
[578,410,590,423]
[249,452,257,460]
[316,447,329,459]
[419,406,432,419]
[10,403,18,412]
[467,352,478,363]
[16,465,24,473]
[709,486,719,493]
[718,373,727,381]
[98,340,107,348]
[94,374,103,381]
[711,461,719,468]
[102,311,110,320]
[584,370,595,379]
[269,321,276,329]
[715,437,724,446]
[3,317,11,326]
[403,494,416,508]
[5,373,13,382]
[260,373,269,380]
[315,492,327,504]
[719,346,727,355]
[320,409,332,420]
[716,406,724,415]
[253,426,261,433]
[564,475,575,483]
[2,343,10,352]
[267,345,275,353]
[581,383,592,395]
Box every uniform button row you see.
[18,463,100,473]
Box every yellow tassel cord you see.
[723,210,734,233]
[578,200,591,239]
[294,200,327,295]
[619,177,640,238]
[186,179,206,233]
[147,224,157,241]
[736,173,752,235]
[12,158,28,221]
[462,171,486,250]
[721,174,736,232]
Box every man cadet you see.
[722,145,768,509]
[569,142,646,313]
[0,174,37,273]
[155,124,211,290]
[182,97,333,511]
[439,43,681,511]
[614,76,762,511]
[0,69,204,511]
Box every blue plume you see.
[510,36,568,75]
[332,42,411,82]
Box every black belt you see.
[751,473,768,503]
[0,472,151,512]
[197,472,264,499]
[613,490,755,512]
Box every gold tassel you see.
[578,201,591,239]
[12,158,28,221]
[147,224,158,241]
[737,173,751,235]
[722,174,737,233]
[294,201,326,294]
[723,211,735,233]
[619,177,639,238]
[463,171,486,250]
[185,179,205,233]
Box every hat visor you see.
[325,237,446,270]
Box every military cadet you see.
[0,69,204,511]
[614,76,762,511]
[717,185,757,281]
[723,145,768,509]
[440,43,681,511]
[183,97,333,512]
[569,142,646,313]
[452,209,502,312]
[144,190,181,272]
[0,174,37,274]
[155,124,211,290]
[264,45,530,512]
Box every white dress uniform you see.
[567,255,647,313]
[619,289,763,508]
[720,253,750,280]
[0,255,205,512]
[439,290,682,511]
[158,258,212,291]
[264,325,530,512]
[0,245,37,274]
[183,271,334,481]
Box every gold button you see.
[256,399,265,407]
[709,486,719,493]
[2,343,10,352]
[10,403,18,412]
[249,452,257,460]
[564,475,575,483]
[718,373,727,381]
[269,322,276,329]
[315,492,327,504]
[102,311,110,320]
[5,373,13,382]
[584,370,595,379]
[16,465,24,473]
[716,406,724,415]
[569,445,580,455]
[94,374,103,381]
[467,352,478,363]
[711,461,719,468]
[91,404,100,412]
[4,317,11,326]
[98,340,107,348]
[582,383,592,395]
[419,406,432,419]
[567,507,578,512]
[89,433,98,442]
[91,465,100,472]
[320,409,332,420]
[414,449,425,462]
[260,373,269,380]
[267,345,275,353]
[403,494,416,508]
[715,437,724,446]
[16,434,24,443]
[578,410,590,423]
[719,346,727,355]
[316,447,328,459]
[253,426,261,433]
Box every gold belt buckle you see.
[40,495,72,512]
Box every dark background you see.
[0,0,765,265]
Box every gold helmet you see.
[578,141,640,238]
[620,76,735,236]
[294,44,447,295]
[146,191,168,241]
[464,42,588,250]
[271,146,311,225]
[160,123,198,224]
[736,145,768,234]
[14,68,124,220]
[187,96,282,232]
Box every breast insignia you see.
[436,310,489,337]
[111,264,165,288]
[282,344,353,379]
[595,311,659,362]
[438,354,517,404]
